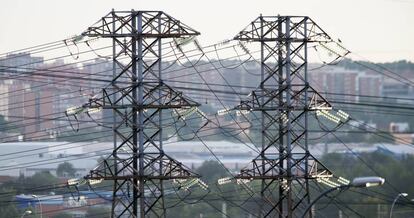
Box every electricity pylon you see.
[233,15,336,217]
[81,10,201,218]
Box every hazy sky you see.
[0,0,413,62]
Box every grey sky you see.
[0,0,413,62]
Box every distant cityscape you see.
[0,52,413,181]
[0,53,413,142]
[0,3,412,217]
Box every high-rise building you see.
[358,73,383,97]
[309,66,383,102]
[0,80,12,120]
[0,53,43,72]
[318,66,358,102]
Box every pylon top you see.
[234,15,331,43]
[82,10,200,38]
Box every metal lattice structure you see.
[233,15,336,217]
[81,10,200,218]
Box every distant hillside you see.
[339,59,414,75]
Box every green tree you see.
[91,157,115,190]
[51,212,72,218]
[56,162,76,178]
[0,114,18,133]
[196,160,228,183]
[86,206,110,217]
[0,188,18,218]
[320,152,414,217]
[26,171,59,194]
[96,156,115,176]
[168,160,244,218]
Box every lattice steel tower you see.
[233,15,335,217]
[81,10,200,218]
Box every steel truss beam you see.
[81,10,200,218]
[233,15,335,218]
